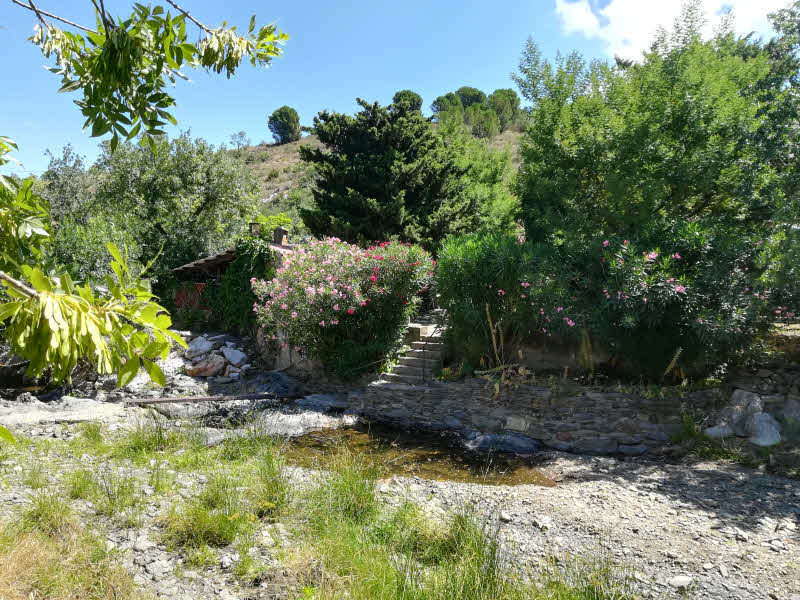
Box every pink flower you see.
[556,306,563,312]
[674,284,686,294]
[281,303,288,310]
[348,308,355,314]
[521,282,531,288]
[333,304,339,311]
[603,240,609,247]
[361,301,367,306]
[497,289,506,296]
[623,240,629,245]
[521,294,526,298]
[645,251,658,262]
[319,320,325,326]
[567,319,575,327]
[643,298,647,303]
[370,275,377,282]
[291,312,298,319]
[672,253,681,259]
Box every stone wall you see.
[347,379,708,456]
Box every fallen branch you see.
[124,392,288,405]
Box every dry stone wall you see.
[347,379,704,456]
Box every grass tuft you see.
[18,491,73,536]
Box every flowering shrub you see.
[252,238,434,378]
[437,225,783,378]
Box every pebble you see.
[668,575,693,589]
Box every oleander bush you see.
[437,224,778,378]
[252,238,434,378]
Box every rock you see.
[572,437,619,455]
[152,402,215,420]
[134,537,156,552]
[464,432,540,454]
[499,511,513,523]
[719,389,763,436]
[0,396,125,426]
[705,424,734,439]
[296,394,349,412]
[618,443,648,456]
[252,371,298,398]
[533,515,553,531]
[186,336,216,358]
[186,354,226,377]
[668,575,693,589]
[14,392,40,403]
[745,412,782,447]
[782,397,800,423]
[702,562,713,571]
[718,564,728,577]
[221,346,248,366]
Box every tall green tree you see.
[392,89,423,111]
[268,105,301,144]
[487,88,521,131]
[298,99,511,251]
[430,92,464,124]
[464,104,500,138]
[455,86,487,108]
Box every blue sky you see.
[0,0,785,175]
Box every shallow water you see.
[280,423,556,487]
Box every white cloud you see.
[554,0,788,60]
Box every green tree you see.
[298,99,500,251]
[430,92,464,122]
[93,133,260,290]
[268,106,301,144]
[392,89,423,111]
[1,1,287,386]
[487,88,520,131]
[455,86,487,108]
[13,1,287,152]
[229,130,251,151]
[464,104,500,138]
[41,144,93,222]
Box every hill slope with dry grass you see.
[237,130,523,206]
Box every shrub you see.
[253,238,434,378]
[204,235,276,334]
[437,226,775,378]
[268,105,301,144]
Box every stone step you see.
[398,356,439,368]
[394,364,438,377]
[405,348,442,360]
[410,341,443,351]
[382,372,426,385]
[407,323,438,340]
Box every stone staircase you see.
[382,323,443,385]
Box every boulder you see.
[719,389,763,436]
[464,432,540,454]
[782,397,800,423]
[186,336,216,358]
[296,394,349,412]
[745,412,782,447]
[186,354,226,377]
[222,346,248,366]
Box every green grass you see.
[64,469,98,500]
[18,491,74,536]
[248,450,291,519]
[95,468,141,526]
[21,461,49,489]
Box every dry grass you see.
[0,525,149,600]
[238,135,324,201]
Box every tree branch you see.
[163,0,211,33]
[11,0,94,33]
[90,0,109,36]
[0,271,37,298]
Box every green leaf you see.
[249,15,256,34]
[106,242,124,264]
[0,425,16,446]
[28,269,52,293]
[116,356,140,388]
[0,301,23,322]
[142,359,166,387]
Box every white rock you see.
[720,389,763,436]
[782,397,800,423]
[668,575,693,589]
[746,412,782,447]
[186,336,215,358]
[499,511,513,523]
[222,346,248,366]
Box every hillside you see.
[239,129,524,205]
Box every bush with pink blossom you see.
[437,223,782,379]
[252,238,434,378]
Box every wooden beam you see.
[124,392,288,406]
